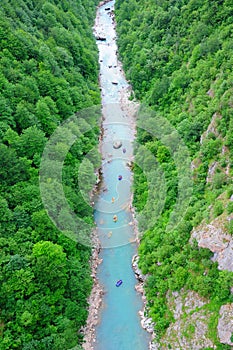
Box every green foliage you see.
[116,0,233,345]
[227,201,233,214]
[212,172,227,190]
[225,220,233,235]
[0,0,100,136]
[201,138,222,161]
[213,201,224,218]
[0,0,100,348]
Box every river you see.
[92,1,150,349]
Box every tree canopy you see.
[0,0,100,348]
[116,0,233,346]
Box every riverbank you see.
[132,255,157,350]
[81,230,103,350]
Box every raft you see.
[116,279,123,287]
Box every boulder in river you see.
[96,36,106,41]
[113,140,122,149]
[112,81,118,85]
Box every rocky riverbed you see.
[132,254,157,349]
[81,232,103,350]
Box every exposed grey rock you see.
[139,311,154,333]
[206,161,219,183]
[184,290,206,312]
[149,342,159,350]
[207,89,214,98]
[191,214,233,271]
[216,240,233,271]
[171,291,183,320]
[217,304,233,346]
[132,254,146,282]
[200,112,221,144]
[191,219,230,253]
[191,157,201,172]
[160,290,216,349]
[132,254,157,346]
[113,140,122,149]
[135,283,143,294]
[95,35,106,41]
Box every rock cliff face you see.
[217,304,233,346]
[147,193,233,348]
[189,195,233,346]
[191,206,233,272]
[134,198,233,348]
[200,112,221,145]
[160,290,216,349]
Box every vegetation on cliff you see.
[115,0,233,347]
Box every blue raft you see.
[116,279,123,287]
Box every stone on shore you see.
[139,311,154,333]
[132,254,146,282]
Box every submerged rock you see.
[113,140,122,149]
[96,35,106,41]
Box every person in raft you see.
[113,215,117,222]
[118,175,122,180]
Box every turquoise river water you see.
[93,1,150,349]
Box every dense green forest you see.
[115,0,233,347]
[0,0,100,349]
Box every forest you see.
[0,0,100,349]
[1,0,233,348]
[115,0,233,348]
